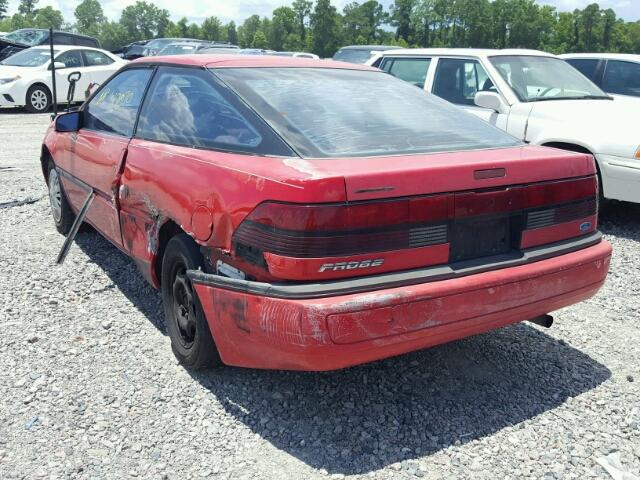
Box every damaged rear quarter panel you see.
[118,140,346,282]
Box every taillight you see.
[233,195,452,260]
[232,175,598,276]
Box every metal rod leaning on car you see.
[56,191,94,264]
[49,28,57,117]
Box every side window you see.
[137,67,264,152]
[380,57,431,88]
[603,60,640,97]
[84,68,153,137]
[433,58,494,105]
[566,58,600,82]
[83,50,114,66]
[52,33,74,45]
[55,50,83,69]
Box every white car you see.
[0,45,126,113]
[560,53,640,99]
[369,48,640,204]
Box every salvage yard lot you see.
[0,111,639,479]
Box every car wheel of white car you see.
[26,85,51,113]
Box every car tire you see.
[25,84,52,113]
[47,161,75,235]
[162,234,222,369]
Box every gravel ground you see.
[0,110,639,480]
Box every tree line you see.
[0,0,638,56]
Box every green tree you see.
[601,8,616,50]
[97,21,130,50]
[120,1,170,40]
[390,0,416,43]
[311,0,340,57]
[411,0,435,47]
[18,0,38,17]
[174,17,189,37]
[292,0,312,40]
[0,0,9,20]
[74,0,105,33]
[226,21,238,45]
[239,14,261,47]
[201,16,222,41]
[33,6,63,29]
[271,6,296,50]
[252,30,268,49]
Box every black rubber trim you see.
[187,231,603,300]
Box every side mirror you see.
[474,91,509,114]
[49,61,66,71]
[55,111,82,133]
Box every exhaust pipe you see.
[528,314,554,328]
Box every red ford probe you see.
[42,55,611,371]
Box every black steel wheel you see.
[47,161,74,235]
[161,234,221,369]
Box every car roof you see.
[29,45,110,53]
[162,42,202,47]
[12,28,96,39]
[337,45,400,51]
[376,48,556,59]
[132,54,375,70]
[560,53,640,62]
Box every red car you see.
[43,55,612,371]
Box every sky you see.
[5,0,640,25]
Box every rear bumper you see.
[597,153,640,203]
[190,236,611,371]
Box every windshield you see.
[332,49,374,64]
[3,29,48,46]
[160,44,198,55]
[489,55,608,102]
[0,48,57,66]
[215,68,521,158]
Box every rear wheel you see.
[161,234,221,369]
[26,84,51,113]
[47,161,74,235]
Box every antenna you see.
[49,28,58,117]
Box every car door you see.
[602,60,640,98]
[430,57,509,130]
[52,50,91,103]
[81,49,118,95]
[59,67,154,248]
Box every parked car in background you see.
[333,45,403,64]
[114,40,150,60]
[0,45,125,112]
[157,42,211,56]
[142,38,201,56]
[268,51,319,59]
[371,48,640,204]
[561,53,640,99]
[0,29,100,61]
[197,47,242,55]
[43,55,610,371]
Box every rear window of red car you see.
[215,67,521,158]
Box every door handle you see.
[119,184,129,199]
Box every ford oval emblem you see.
[579,221,592,232]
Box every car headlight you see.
[635,146,640,159]
[0,76,20,85]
